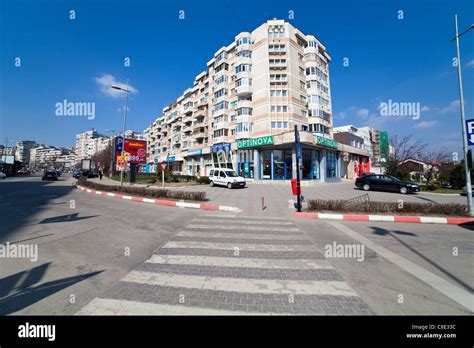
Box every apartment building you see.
[75,128,116,163]
[29,146,74,169]
[145,19,368,181]
[14,140,37,165]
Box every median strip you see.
[76,185,241,212]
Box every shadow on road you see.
[39,213,99,224]
[370,226,473,292]
[0,180,76,242]
[0,262,103,315]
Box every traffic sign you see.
[160,162,167,171]
[466,119,474,146]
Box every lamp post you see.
[452,16,474,216]
[111,79,130,186]
[105,129,116,178]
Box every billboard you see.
[116,138,147,163]
[0,155,14,164]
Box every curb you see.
[76,185,241,213]
[293,212,474,225]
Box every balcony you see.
[236,100,252,109]
[235,131,251,139]
[236,43,252,52]
[212,135,230,144]
[196,98,208,107]
[235,84,252,96]
[235,70,251,80]
[235,56,252,65]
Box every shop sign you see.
[237,136,274,149]
[211,143,231,153]
[316,136,338,149]
[186,149,202,156]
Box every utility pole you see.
[294,125,302,212]
[453,15,474,216]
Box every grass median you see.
[77,177,207,202]
[307,199,468,217]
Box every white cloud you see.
[420,106,430,112]
[466,59,474,68]
[356,108,369,119]
[438,100,459,115]
[413,121,438,129]
[95,74,138,99]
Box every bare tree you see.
[418,149,450,182]
[91,143,114,171]
[386,134,426,177]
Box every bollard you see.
[262,196,265,210]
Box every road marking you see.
[368,215,395,222]
[177,231,310,240]
[76,298,261,315]
[419,217,447,224]
[122,270,358,296]
[185,224,299,232]
[328,221,474,312]
[146,254,332,269]
[161,241,317,252]
[192,219,294,225]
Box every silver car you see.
[0,172,6,179]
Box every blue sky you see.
[1,0,473,154]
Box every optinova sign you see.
[316,136,338,149]
[237,136,274,149]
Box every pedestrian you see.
[99,167,103,180]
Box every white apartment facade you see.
[15,140,37,165]
[75,129,113,163]
[145,19,368,181]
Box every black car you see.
[72,170,82,179]
[355,174,420,194]
[42,170,59,181]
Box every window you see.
[236,122,251,133]
[326,151,338,178]
[237,107,252,116]
[270,105,288,113]
[235,78,251,87]
[214,75,228,85]
[300,95,307,102]
[268,44,286,51]
[271,121,288,129]
[269,59,286,66]
[270,90,287,97]
[215,52,227,63]
[301,109,307,117]
[236,64,251,73]
[214,88,227,99]
[308,40,317,48]
[212,101,228,114]
[237,50,252,58]
[269,74,287,81]
[236,37,250,46]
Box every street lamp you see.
[105,129,116,178]
[111,79,131,186]
[452,15,474,216]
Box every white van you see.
[209,168,246,189]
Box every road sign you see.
[160,162,167,171]
[466,119,474,146]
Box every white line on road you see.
[328,221,474,312]
[185,224,299,232]
[76,298,261,315]
[122,270,359,296]
[191,219,294,225]
[161,241,318,252]
[146,254,332,269]
[177,231,310,240]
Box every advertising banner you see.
[115,137,147,163]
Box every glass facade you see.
[237,149,254,178]
[258,148,321,180]
[326,151,338,178]
[302,149,320,180]
[260,150,272,179]
[273,150,292,180]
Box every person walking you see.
[99,167,103,181]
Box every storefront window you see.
[302,150,312,179]
[237,150,254,178]
[313,150,320,179]
[326,151,338,178]
[260,150,272,179]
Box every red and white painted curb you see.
[76,185,241,213]
[293,212,474,225]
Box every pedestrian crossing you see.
[77,214,372,315]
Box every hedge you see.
[77,177,206,202]
[307,199,468,217]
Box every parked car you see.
[355,174,420,194]
[72,169,82,179]
[209,168,246,189]
[461,185,474,196]
[42,170,59,181]
[0,172,6,179]
[17,168,30,175]
[56,170,62,177]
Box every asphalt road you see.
[0,174,472,315]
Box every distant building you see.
[29,146,74,169]
[15,140,36,165]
